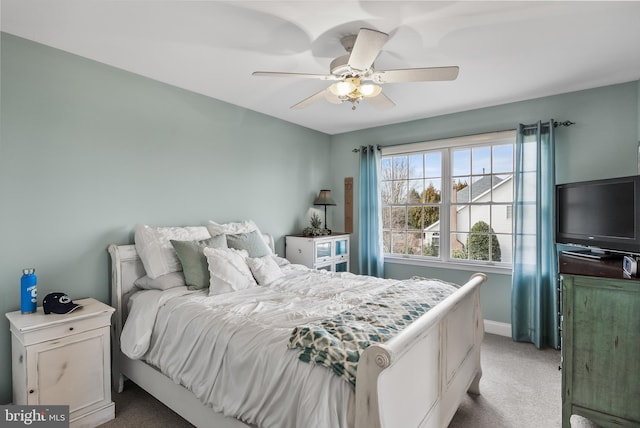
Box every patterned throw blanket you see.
[288,279,459,388]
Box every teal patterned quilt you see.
[287,279,459,388]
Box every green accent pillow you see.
[226,230,271,258]
[171,235,228,290]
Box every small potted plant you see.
[302,213,330,236]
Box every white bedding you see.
[120,261,445,428]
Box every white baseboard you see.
[484,320,512,337]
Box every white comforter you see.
[121,262,401,428]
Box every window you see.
[381,131,515,268]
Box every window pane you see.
[471,175,491,202]
[521,139,537,172]
[392,232,407,254]
[407,206,423,230]
[393,156,408,179]
[469,205,491,230]
[491,204,513,234]
[408,180,424,203]
[468,215,502,262]
[381,158,392,180]
[407,231,423,255]
[516,235,537,265]
[423,206,440,230]
[453,177,470,202]
[451,204,470,232]
[425,153,441,178]
[493,144,513,173]
[452,149,470,176]
[409,154,423,179]
[496,233,513,264]
[423,232,440,257]
[391,206,407,229]
[519,203,537,235]
[392,180,408,204]
[383,230,391,253]
[381,181,394,205]
[424,180,441,203]
[472,146,491,175]
[493,174,514,202]
[468,231,495,261]
[451,233,468,260]
[382,206,392,229]
[518,172,537,202]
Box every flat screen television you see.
[556,175,640,256]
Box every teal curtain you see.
[511,120,559,349]
[358,145,384,277]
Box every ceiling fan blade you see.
[373,66,460,84]
[291,89,332,109]
[365,92,395,109]
[323,90,343,105]
[253,71,336,80]
[348,28,389,71]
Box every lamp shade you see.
[314,189,336,206]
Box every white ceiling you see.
[2,1,640,135]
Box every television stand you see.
[561,249,621,260]
[559,254,640,427]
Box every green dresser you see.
[560,255,640,428]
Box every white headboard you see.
[108,244,144,342]
[108,233,276,346]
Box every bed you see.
[108,225,486,428]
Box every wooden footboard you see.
[355,273,486,428]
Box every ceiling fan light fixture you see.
[254,27,460,110]
[329,80,356,96]
[359,83,382,97]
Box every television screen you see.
[556,175,640,255]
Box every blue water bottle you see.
[21,268,37,314]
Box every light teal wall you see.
[2,31,639,404]
[0,33,332,403]
[330,81,640,327]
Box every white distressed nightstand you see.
[6,298,115,427]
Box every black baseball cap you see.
[43,292,82,314]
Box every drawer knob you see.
[69,327,74,331]
[29,389,34,394]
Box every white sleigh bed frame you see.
[109,243,487,428]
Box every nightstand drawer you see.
[14,313,111,346]
[8,298,114,346]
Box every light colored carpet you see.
[100,333,600,427]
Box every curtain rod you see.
[352,120,575,153]
[352,145,381,153]
[521,120,575,132]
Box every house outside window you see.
[380,131,516,270]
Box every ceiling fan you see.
[252,28,459,110]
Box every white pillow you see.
[206,220,258,236]
[135,225,210,279]
[247,256,283,285]
[204,247,257,295]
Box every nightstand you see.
[285,233,350,272]
[6,298,115,427]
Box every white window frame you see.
[381,130,516,275]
